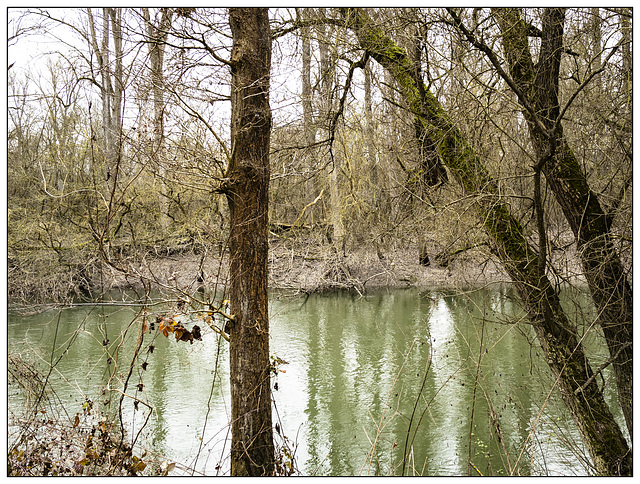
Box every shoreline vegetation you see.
[8,230,594,307]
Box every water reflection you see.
[8,287,618,476]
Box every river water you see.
[8,286,621,476]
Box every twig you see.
[402,342,433,476]
[466,318,485,475]
[290,189,325,229]
[574,341,632,395]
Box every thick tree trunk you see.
[340,7,631,475]
[226,7,274,476]
[493,7,633,439]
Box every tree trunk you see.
[142,7,173,229]
[316,8,345,248]
[620,9,632,112]
[340,7,631,475]
[87,7,124,197]
[364,58,379,193]
[493,7,633,440]
[590,8,603,93]
[226,7,274,476]
[329,138,345,248]
[297,7,321,225]
[381,65,398,222]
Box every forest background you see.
[7,7,632,476]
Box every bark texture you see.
[340,7,631,475]
[226,7,274,476]
[142,7,173,228]
[493,7,633,439]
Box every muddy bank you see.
[97,240,587,297]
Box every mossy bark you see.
[227,8,274,476]
[340,7,631,475]
[494,7,633,439]
[339,9,447,187]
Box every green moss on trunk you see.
[341,7,631,474]
[495,7,633,439]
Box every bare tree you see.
[339,7,631,475]
[449,7,633,439]
[225,7,275,476]
[141,7,173,228]
[87,8,124,196]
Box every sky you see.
[5,7,374,138]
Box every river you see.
[8,286,622,476]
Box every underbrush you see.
[7,353,166,476]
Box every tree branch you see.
[446,8,551,140]
[574,342,632,395]
[271,16,345,39]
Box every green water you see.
[8,287,620,476]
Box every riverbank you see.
[9,231,595,305]
[96,239,587,297]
